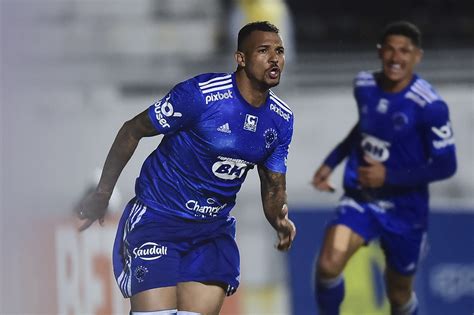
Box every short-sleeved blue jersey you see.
[135,72,294,220]
[334,71,456,228]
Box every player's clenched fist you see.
[276,204,296,251]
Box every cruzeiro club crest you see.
[263,128,278,148]
[134,265,148,283]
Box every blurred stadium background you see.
[1,1,473,314]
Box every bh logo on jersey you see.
[133,242,168,261]
[244,114,258,132]
[361,134,391,162]
[212,156,253,180]
[153,95,182,128]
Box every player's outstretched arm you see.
[312,124,359,192]
[76,109,160,231]
[257,165,296,251]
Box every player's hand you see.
[357,155,386,188]
[74,190,110,231]
[312,164,335,192]
[276,204,296,251]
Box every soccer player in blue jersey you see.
[76,21,296,315]
[311,21,457,315]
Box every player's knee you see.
[386,274,414,306]
[317,253,345,279]
[386,285,412,307]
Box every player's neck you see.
[235,70,269,108]
[377,72,413,93]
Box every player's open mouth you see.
[268,67,280,79]
[387,63,402,73]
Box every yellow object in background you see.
[341,242,390,315]
[239,0,285,25]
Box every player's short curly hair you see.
[237,21,280,51]
[378,21,422,48]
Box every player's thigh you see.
[131,286,177,312]
[318,198,381,277]
[317,224,365,277]
[177,281,226,315]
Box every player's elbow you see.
[437,154,457,180]
[119,119,142,142]
[445,157,457,178]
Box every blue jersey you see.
[135,72,294,220]
[325,71,456,228]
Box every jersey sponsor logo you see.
[361,134,390,162]
[205,89,233,104]
[432,122,455,149]
[432,122,452,138]
[212,156,254,180]
[185,198,227,217]
[270,103,291,121]
[376,98,389,114]
[244,114,258,132]
[153,95,182,128]
[133,242,168,261]
[264,128,278,148]
[217,123,231,133]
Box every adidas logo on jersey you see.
[217,123,231,133]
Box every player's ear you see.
[415,48,423,65]
[235,51,245,67]
[376,43,383,59]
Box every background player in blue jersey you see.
[311,21,457,315]
[76,21,296,315]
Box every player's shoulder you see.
[184,72,233,104]
[353,70,377,88]
[193,72,232,84]
[193,72,233,93]
[268,90,294,123]
[404,75,445,109]
[174,72,232,93]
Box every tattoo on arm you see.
[258,166,287,229]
